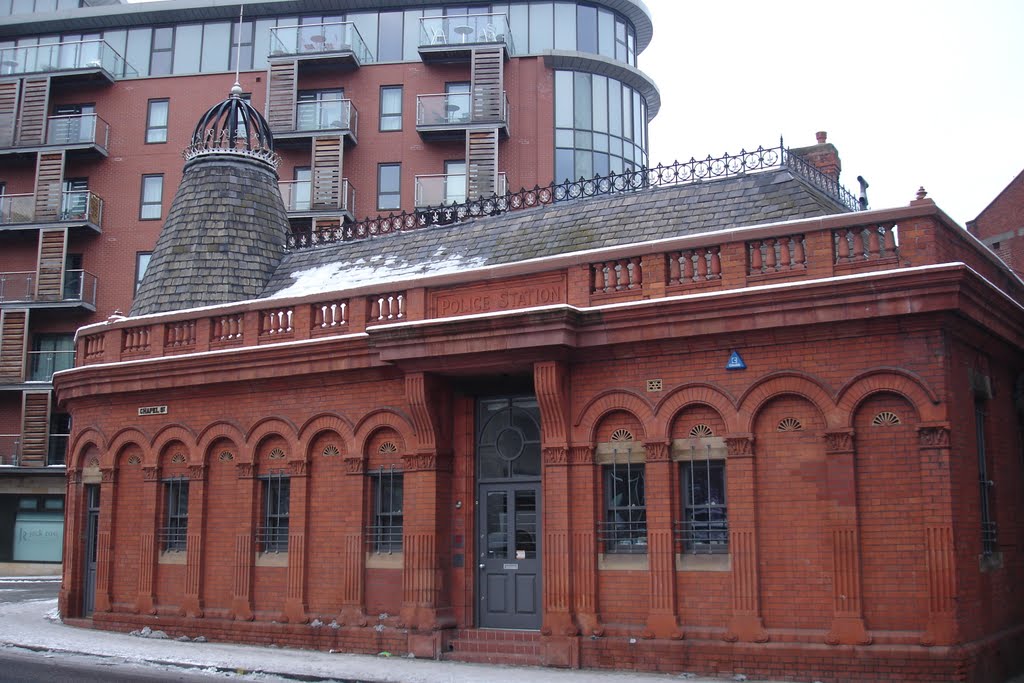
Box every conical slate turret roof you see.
[131,84,289,316]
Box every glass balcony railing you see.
[415,172,508,207]
[416,92,508,127]
[279,179,355,214]
[295,99,358,134]
[0,191,104,228]
[46,113,110,150]
[0,269,98,306]
[269,22,373,64]
[0,194,35,225]
[0,434,20,466]
[419,14,515,53]
[27,350,76,382]
[0,39,137,79]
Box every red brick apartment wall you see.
[55,307,1024,681]
[1,56,556,327]
[968,169,1024,277]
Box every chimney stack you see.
[791,131,842,182]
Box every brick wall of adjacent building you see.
[968,168,1024,277]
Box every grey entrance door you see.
[476,396,542,630]
[82,484,99,616]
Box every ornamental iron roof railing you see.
[286,140,862,251]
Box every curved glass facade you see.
[554,70,648,182]
[1,1,642,76]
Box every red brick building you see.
[0,0,656,571]
[968,168,1024,278]
[53,98,1024,682]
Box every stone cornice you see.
[56,264,1021,404]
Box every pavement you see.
[0,580,790,683]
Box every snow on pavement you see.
[0,599,786,683]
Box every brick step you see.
[449,639,541,655]
[448,628,542,642]
[442,649,543,667]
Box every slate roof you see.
[261,169,848,299]
[132,156,289,316]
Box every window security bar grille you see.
[975,402,997,556]
[161,476,189,552]
[259,472,290,553]
[367,465,403,553]
[675,446,729,554]
[598,448,647,554]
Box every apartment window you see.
[289,167,311,211]
[600,461,646,553]
[146,99,168,144]
[377,163,401,211]
[63,253,83,300]
[369,467,403,553]
[149,26,173,76]
[161,477,188,551]
[135,252,151,293]
[29,334,74,382]
[60,177,88,220]
[50,103,95,145]
[259,474,290,553]
[47,412,70,467]
[445,160,466,204]
[139,174,163,220]
[445,82,471,124]
[976,401,997,556]
[229,19,254,71]
[379,86,402,131]
[295,89,344,131]
[680,460,728,554]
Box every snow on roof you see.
[270,247,487,300]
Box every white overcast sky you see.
[640,0,1024,226]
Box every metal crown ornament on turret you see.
[183,82,279,167]
[130,84,290,316]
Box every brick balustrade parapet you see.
[70,200,1023,368]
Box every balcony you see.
[274,99,358,146]
[0,431,66,467]
[0,269,98,310]
[415,172,508,208]
[279,179,355,221]
[0,190,104,233]
[416,92,509,140]
[0,113,111,157]
[0,39,137,82]
[26,350,76,383]
[268,22,373,67]
[418,14,515,62]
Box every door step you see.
[443,629,543,666]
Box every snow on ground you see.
[0,599,794,683]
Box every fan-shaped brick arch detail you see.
[298,413,355,459]
[573,390,654,443]
[353,408,415,459]
[67,427,107,470]
[737,372,837,432]
[245,416,300,452]
[365,427,404,459]
[654,383,739,437]
[105,428,151,470]
[836,369,939,428]
[150,424,197,461]
[159,442,191,469]
[195,420,246,465]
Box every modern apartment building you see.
[0,0,658,570]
